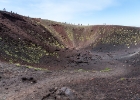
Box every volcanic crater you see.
[0,10,140,100]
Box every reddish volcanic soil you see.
[0,10,140,100]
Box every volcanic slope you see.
[0,11,140,66]
[0,11,140,100]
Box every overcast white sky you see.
[0,0,140,26]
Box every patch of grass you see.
[14,63,51,72]
[77,69,84,72]
[77,69,88,72]
[9,59,14,64]
[120,77,126,81]
[92,70,97,73]
[100,68,112,72]
[25,65,51,72]
[15,63,21,67]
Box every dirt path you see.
[0,58,132,100]
[0,48,140,100]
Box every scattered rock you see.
[95,93,106,100]
[76,61,88,64]
[42,87,77,100]
[21,77,37,84]
[21,77,27,82]
[55,49,60,51]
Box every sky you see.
[0,0,140,27]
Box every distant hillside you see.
[0,11,140,64]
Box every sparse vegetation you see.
[25,65,50,71]
[100,68,112,72]
[120,77,126,81]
